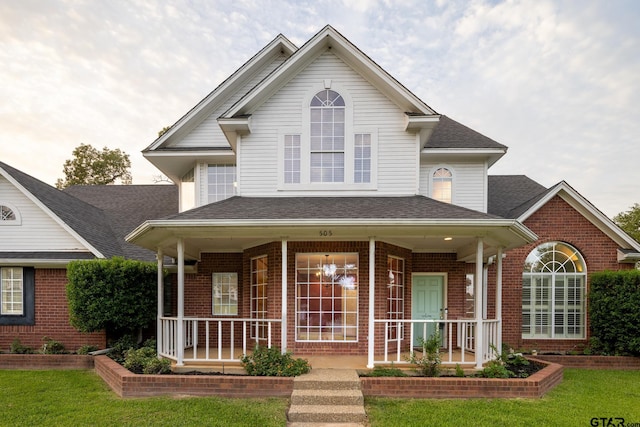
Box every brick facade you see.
[496,196,634,352]
[0,268,106,352]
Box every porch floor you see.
[172,346,479,372]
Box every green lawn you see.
[1,369,639,426]
[366,369,640,427]
[0,370,287,426]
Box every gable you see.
[0,175,89,252]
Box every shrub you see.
[10,338,34,354]
[408,331,441,377]
[41,337,66,354]
[477,345,531,378]
[77,345,99,355]
[107,335,137,364]
[365,365,408,377]
[66,257,158,338]
[589,270,640,356]
[122,340,170,374]
[455,363,465,377]
[241,345,311,377]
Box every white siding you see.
[0,177,88,252]
[238,51,417,196]
[419,160,487,212]
[170,55,289,149]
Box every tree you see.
[55,144,132,189]
[66,257,158,340]
[614,203,640,243]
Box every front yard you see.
[1,369,639,426]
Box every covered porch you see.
[125,196,537,370]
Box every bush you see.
[365,365,408,377]
[10,338,34,354]
[408,331,441,377]
[477,346,531,378]
[41,337,66,354]
[77,345,99,355]
[241,345,311,377]
[122,340,170,374]
[66,257,158,337]
[589,270,640,356]
[107,335,137,364]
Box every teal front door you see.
[412,275,444,347]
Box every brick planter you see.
[361,359,563,399]
[94,356,294,398]
[535,355,640,369]
[0,354,94,370]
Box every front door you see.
[412,274,444,347]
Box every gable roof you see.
[221,25,438,119]
[489,175,640,256]
[0,161,118,259]
[64,185,178,262]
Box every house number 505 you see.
[319,230,333,237]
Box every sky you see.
[0,0,638,218]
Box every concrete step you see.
[287,404,367,424]
[290,389,364,406]
[293,369,361,390]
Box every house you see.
[0,160,177,351]
[126,25,640,369]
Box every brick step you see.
[290,389,364,406]
[287,404,367,424]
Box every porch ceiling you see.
[127,219,537,262]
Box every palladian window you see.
[295,253,358,342]
[310,90,345,183]
[522,242,586,339]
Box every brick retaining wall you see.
[94,356,294,398]
[361,359,564,399]
[535,355,640,369]
[0,354,94,370]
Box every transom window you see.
[387,256,405,341]
[207,165,236,203]
[432,168,453,203]
[295,253,358,342]
[310,90,345,183]
[212,273,238,316]
[522,242,586,339]
[1,267,23,315]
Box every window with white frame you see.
[1,267,23,315]
[295,253,358,342]
[464,273,475,318]
[1,205,16,221]
[387,256,404,341]
[212,273,238,315]
[251,256,268,340]
[310,90,345,183]
[522,242,586,339]
[354,133,371,183]
[432,167,453,203]
[207,165,236,203]
[284,135,301,184]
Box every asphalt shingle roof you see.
[427,116,507,150]
[166,195,499,221]
[487,175,549,219]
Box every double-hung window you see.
[310,90,345,183]
[1,267,23,315]
[212,273,238,316]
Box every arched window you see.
[310,90,345,183]
[1,205,16,221]
[432,168,452,203]
[522,242,586,339]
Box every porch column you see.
[475,238,484,370]
[156,248,164,360]
[367,237,375,369]
[281,240,287,353]
[176,238,185,366]
[496,247,503,355]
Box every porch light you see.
[444,237,453,241]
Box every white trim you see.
[518,181,640,252]
[475,238,484,370]
[367,237,375,368]
[281,240,288,352]
[0,166,104,258]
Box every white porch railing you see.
[159,317,282,363]
[373,319,500,366]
